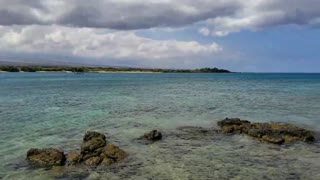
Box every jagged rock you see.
[26,148,66,167]
[84,157,102,166]
[83,131,106,142]
[217,118,315,144]
[144,130,162,141]
[80,131,127,166]
[218,118,251,133]
[66,151,82,165]
[101,143,128,161]
[81,138,106,155]
[100,157,115,166]
[217,118,250,127]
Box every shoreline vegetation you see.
[0,66,231,73]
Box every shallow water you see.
[0,72,320,179]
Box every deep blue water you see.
[0,72,320,179]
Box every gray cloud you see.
[58,0,240,29]
[0,0,240,29]
[0,0,44,25]
[0,0,320,34]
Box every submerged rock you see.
[26,148,66,167]
[50,166,90,179]
[143,130,162,141]
[217,118,315,144]
[134,130,163,144]
[175,126,218,140]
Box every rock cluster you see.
[26,131,127,167]
[26,122,316,169]
[217,118,315,144]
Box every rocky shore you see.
[26,119,316,169]
[27,131,128,168]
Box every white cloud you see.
[0,25,222,63]
[199,28,210,36]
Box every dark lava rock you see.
[26,148,66,167]
[144,130,162,141]
[83,131,106,142]
[218,118,251,134]
[217,118,315,144]
[84,156,102,166]
[217,118,250,127]
[79,131,127,166]
[81,138,106,155]
[101,143,128,161]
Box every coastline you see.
[0,70,235,74]
[90,70,162,74]
[0,66,231,73]
[0,70,162,74]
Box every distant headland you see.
[0,66,231,73]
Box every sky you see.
[0,0,320,72]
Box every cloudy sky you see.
[0,0,320,72]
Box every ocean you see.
[0,72,320,179]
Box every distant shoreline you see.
[0,66,231,73]
[0,70,163,73]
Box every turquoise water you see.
[0,72,320,179]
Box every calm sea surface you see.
[0,72,320,179]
